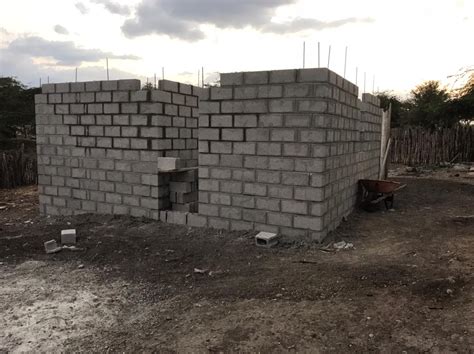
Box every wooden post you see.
[379,103,392,179]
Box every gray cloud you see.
[5,35,140,66]
[122,0,296,40]
[262,17,375,34]
[91,0,131,15]
[75,2,89,14]
[0,49,140,87]
[54,25,69,35]
[122,0,374,41]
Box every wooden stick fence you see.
[390,126,474,165]
[0,144,37,188]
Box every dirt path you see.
[0,177,473,352]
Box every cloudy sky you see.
[0,0,473,94]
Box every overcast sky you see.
[0,0,473,94]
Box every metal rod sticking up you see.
[106,58,109,80]
[344,46,348,78]
[162,67,165,80]
[318,42,320,68]
[327,45,331,68]
[364,72,367,93]
[303,41,306,68]
[154,73,157,88]
[75,68,78,82]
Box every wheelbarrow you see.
[359,179,406,210]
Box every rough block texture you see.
[199,68,381,242]
[36,79,199,219]
[36,70,381,242]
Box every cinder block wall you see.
[35,79,200,218]
[198,68,381,241]
[35,69,381,242]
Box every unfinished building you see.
[35,68,382,241]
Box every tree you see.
[142,82,154,90]
[376,91,410,127]
[0,77,40,139]
[408,81,451,129]
[447,73,474,125]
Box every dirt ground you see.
[0,174,473,352]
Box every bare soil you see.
[0,176,473,352]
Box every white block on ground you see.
[44,240,62,254]
[61,229,77,244]
[255,231,279,248]
[158,157,183,171]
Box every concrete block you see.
[222,129,243,141]
[158,157,183,171]
[35,94,48,104]
[243,183,267,196]
[220,206,242,220]
[102,80,118,91]
[104,103,120,114]
[151,89,171,103]
[234,114,257,127]
[282,143,309,157]
[267,212,292,227]
[258,85,283,98]
[187,213,207,228]
[118,79,141,91]
[257,143,281,156]
[179,83,192,95]
[260,114,283,127]
[243,100,267,113]
[281,200,307,215]
[234,86,258,99]
[159,80,179,93]
[200,203,219,216]
[85,81,101,92]
[269,99,294,113]
[294,159,325,173]
[121,103,138,114]
[244,71,268,85]
[298,100,328,113]
[297,68,330,82]
[56,83,70,93]
[210,87,233,100]
[269,69,296,84]
[300,130,326,143]
[131,90,148,102]
[233,142,256,155]
[70,82,85,92]
[164,104,178,116]
[294,187,324,202]
[200,101,220,114]
[242,209,266,223]
[284,83,312,98]
[294,215,323,231]
[139,102,163,114]
[210,142,232,154]
[220,72,243,86]
[255,231,279,248]
[255,197,280,211]
[230,220,254,231]
[44,240,62,254]
[199,128,220,141]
